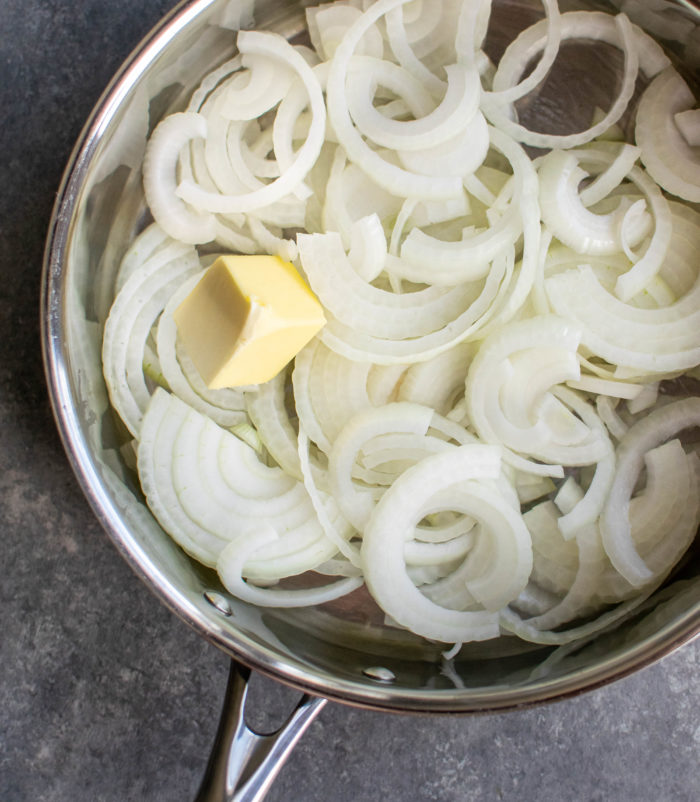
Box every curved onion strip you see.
[362,446,531,643]
[366,364,407,405]
[545,264,700,374]
[138,390,227,565]
[217,527,362,608]
[293,338,375,454]
[596,395,628,440]
[348,214,387,282]
[636,66,700,203]
[538,150,649,257]
[321,150,403,247]
[143,113,217,244]
[486,0,562,105]
[578,144,641,207]
[551,386,615,539]
[397,111,489,179]
[500,587,656,645]
[398,342,475,415]
[325,0,463,199]
[139,389,341,578]
[490,10,668,92]
[526,501,577,596]
[346,59,481,151]
[566,375,642,400]
[483,13,639,150]
[298,231,477,338]
[307,3,384,62]
[346,55,436,128]
[525,523,607,630]
[404,531,475,566]
[297,426,361,566]
[319,250,508,364]
[218,53,295,121]
[465,316,611,469]
[384,3,446,96]
[187,55,243,113]
[245,370,301,479]
[600,397,700,586]
[176,31,326,213]
[629,440,692,549]
[577,148,673,303]
[102,249,200,438]
[455,0,492,68]
[115,223,190,292]
[329,402,434,530]
[399,127,539,319]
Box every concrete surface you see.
[1,1,699,800]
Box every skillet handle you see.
[194,659,327,802]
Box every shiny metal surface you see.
[41,0,700,722]
[195,660,326,802]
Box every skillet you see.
[41,1,700,799]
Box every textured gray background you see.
[1,1,699,800]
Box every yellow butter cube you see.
[173,255,326,388]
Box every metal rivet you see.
[204,591,233,616]
[362,666,396,683]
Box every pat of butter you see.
[173,254,326,388]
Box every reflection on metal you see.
[195,660,326,802]
[362,666,397,684]
[205,591,234,617]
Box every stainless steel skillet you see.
[41,1,700,800]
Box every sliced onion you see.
[635,66,700,203]
[600,397,700,586]
[142,112,217,244]
[176,31,327,213]
[362,445,531,643]
[325,0,463,199]
[102,244,201,438]
[218,527,362,607]
[483,13,640,150]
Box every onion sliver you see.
[487,0,562,105]
[635,66,700,203]
[538,150,649,257]
[143,113,217,244]
[575,147,672,303]
[218,527,362,608]
[245,371,301,480]
[483,13,639,150]
[325,0,463,199]
[176,31,326,213]
[329,402,434,530]
[345,58,481,151]
[600,397,700,586]
[399,127,537,277]
[545,264,700,375]
[466,315,609,467]
[138,389,342,579]
[102,245,201,438]
[361,446,532,643]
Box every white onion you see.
[102,0,700,650]
[142,113,217,244]
[635,66,700,203]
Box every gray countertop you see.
[1,1,699,800]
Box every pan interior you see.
[46,0,700,712]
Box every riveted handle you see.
[194,660,327,802]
